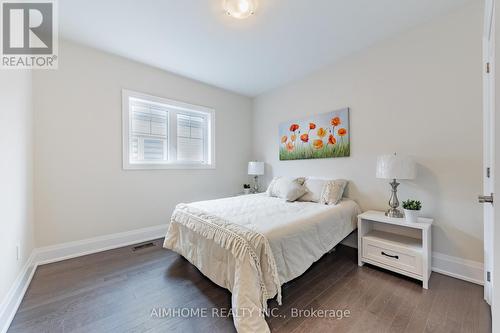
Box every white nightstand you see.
[357,210,433,289]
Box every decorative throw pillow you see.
[298,178,348,205]
[320,179,348,205]
[266,177,307,201]
[297,178,327,203]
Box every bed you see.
[163,193,361,333]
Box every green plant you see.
[402,199,422,211]
[243,184,251,189]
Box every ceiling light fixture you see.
[224,0,257,19]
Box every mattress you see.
[189,193,361,284]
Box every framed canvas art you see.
[279,107,350,160]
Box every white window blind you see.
[129,98,168,162]
[177,113,205,162]
[123,90,214,169]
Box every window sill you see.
[123,162,216,170]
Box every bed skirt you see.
[164,203,281,333]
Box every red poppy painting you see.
[279,108,350,160]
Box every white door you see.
[482,0,495,306]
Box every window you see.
[122,90,214,169]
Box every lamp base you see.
[385,208,404,218]
[252,175,259,193]
[385,179,404,218]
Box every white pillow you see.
[321,179,348,205]
[298,178,348,205]
[266,177,307,202]
[297,178,326,203]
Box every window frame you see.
[122,89,215,170]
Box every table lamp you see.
[248,161,264,193]
[376,153,416,218]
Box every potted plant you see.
[402,199,422,223]
[243,184,251,195]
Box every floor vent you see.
[132,242,156,251]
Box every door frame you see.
[483,0,495,306]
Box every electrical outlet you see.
[16,244,20,261]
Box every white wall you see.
[0,71,34,303]
[252,3,483,262]
[33,40,253,247]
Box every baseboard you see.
[342,242,484,285]
[431,252,484,285]
[0,253,37,333]
[33,224,168,265]
[0,224,168,333]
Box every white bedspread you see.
[164,193,360,333]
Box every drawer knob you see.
[381,251,399,259]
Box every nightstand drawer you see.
[362,236,422,275]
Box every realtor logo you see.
[1,0,58,69]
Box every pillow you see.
[298,177,348,205]
[297,178,326,203]
[266,176,304,195]
[321,179,348,205]
[266,177,307,201]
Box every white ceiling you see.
[60,0,473,96]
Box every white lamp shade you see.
[248,161,264,175]
[376,154,416,180]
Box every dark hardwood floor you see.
[8,240,491,333]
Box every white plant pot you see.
[243,188,251,195]
[404,209,420,223]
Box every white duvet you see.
[164,193,360,333]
